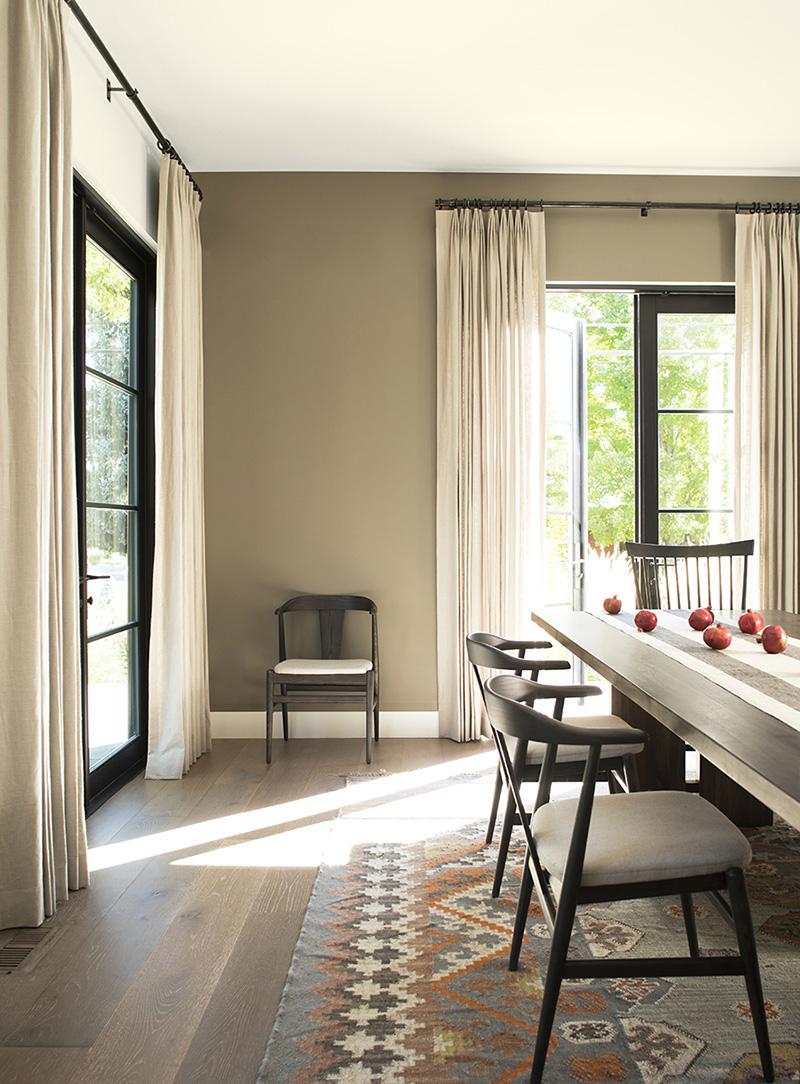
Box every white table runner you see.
[594,609,800,735]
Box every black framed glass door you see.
[74,179,155,811]
[636,293,736,544]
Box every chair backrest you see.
[466,633,524,675]
[484,673,629,750]
[624,540,754,611]
[276,594,378,665]
[484,674,648,919]
[465,632,568,706]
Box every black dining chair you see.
[624,539,756,796]
[624,539,754,611]
[467,633,642,896]
[483,673,774,1084]
[265,594,379,764]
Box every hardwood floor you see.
[0,737,490,1084]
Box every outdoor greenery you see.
[84,241,134,689]
[546,292,735,553]
[547,291,636,554]
[85,240,133,522]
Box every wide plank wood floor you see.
[0,737,490,1084]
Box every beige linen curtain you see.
[146,156,211,778]
[735,212,800,611]
[0,0,88,927]
[436,208,547,741]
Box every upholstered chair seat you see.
[274,658,373,675]
[534,789,753,889]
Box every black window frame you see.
[73,175,156,813]
[635,291,736,543]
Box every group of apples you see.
[602,596,788,654]
[687,606,787,653]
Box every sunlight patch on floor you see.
[88,751,497,871]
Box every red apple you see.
[603,595,622,614]
[634,610,658,632]
[703,623,733,650]
[758,625,787,654]
[688,607,714,631]
[738,609,765,635]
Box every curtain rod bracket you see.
[106,79,137,103]
[66,0,202,200]
[641,201,651,217]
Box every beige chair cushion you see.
[533,790,752,887]
[274,658,373,675]
[519,714,644,764]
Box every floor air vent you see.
[0,927,55,972]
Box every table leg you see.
[698,757,773,828]
[611,688,685,792]
[610,688,773,827]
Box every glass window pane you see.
[86,374,131,504]
[547,291,636,611]
[546,423,570,511]
[658,511,733,546]
[658,413,732,511]
[87,509,132,635]
[657,313,734,409]
[86,239,134,385]
[545,513,572,607]
[87,631,134,769]
[546,325,575,424]
[586,351,635,552]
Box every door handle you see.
[80,573,110,608]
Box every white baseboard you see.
[211,710,440,740]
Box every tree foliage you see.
[546,293,734,552]
[84,241,133,561]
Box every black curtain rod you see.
[435,197,800,217]
[63,0,202,201]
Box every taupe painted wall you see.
[198,171,800,712]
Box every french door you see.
[545,310,587,612]
[74,180,155,811]
[545,288,735,612]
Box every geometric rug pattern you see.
[257,769,800,1083]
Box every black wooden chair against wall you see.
[466,633,642,897]
[624,539,755,611]
[483,673,774,1084]
[266,595,379,764]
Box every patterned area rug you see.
[257,767,800,1083]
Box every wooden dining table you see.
[530,606,800,829]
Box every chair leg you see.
[486,762,504,844]
[529,889,580,1084]
[509,860,534,971]
[280,693,289,742]
[623,752,640,792]
[680,892,700,957]
[492,784,517,897]
[365,672,374,764]
[373,699,379,743]
[726,866,775,1082]
[266,671,274,764]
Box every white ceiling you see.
[70,0,800,176]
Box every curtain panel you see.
[735,212,800,612]
[0,0,88,927]
[435,208,547,742]
[146,156,211,779]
